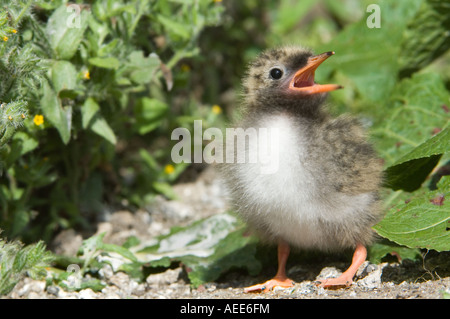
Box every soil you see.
[5,165,450,299]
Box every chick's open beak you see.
[289,51,342,95]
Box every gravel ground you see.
[5,166,450,299]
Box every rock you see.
[46,285,60,297]
[50,229,83,256]
[98,264,114,279]
[15,278,46,298]
[356,261,379,278]
[294,282,317,295]
[78,288,98,299]
[357,263,387,289]
[146,267,183,286]
[315,267,342,281]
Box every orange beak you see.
[289,51,342,95]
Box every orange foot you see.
[315,243,368,289]
[315,274,353,289]
[244,277,295,293]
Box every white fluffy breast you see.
[228,114,374,249]
[233,114,317,215]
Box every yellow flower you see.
[212,104,222,114]
[83,71,90,80]
[180,64,191,72]
[3,36,8,42]
[12,29,17,34]
[33,114,44,126]
[164,164,175,174]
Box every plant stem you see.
[13,0,34,26]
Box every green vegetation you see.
[0,0,224,243]
[0,0,448,293]
[0,235,53,295]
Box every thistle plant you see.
[0,233,54,295]
[0,100,28,148]
[0,2,44,174]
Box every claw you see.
[315,277,352,289]
[244,278,295,293]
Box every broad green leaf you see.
[157,14,190,40]
[385,127,449,191]
[81,98,99,129]
[51,61,77,93]
[390,127,450,165]
[46,5,90,60]
[40,82,71,144]
[81,98,117,145]
[134,97,168,135]
[399,0,450,78]
[98,39,120,56]
[372,72,450,168]
[384,155,442,192]
[374,176,450,252]
[11,132,38,157]
[87,14,109,44]
[368,241,421,264]
[88,57,120,69]
[90,119,116,145]
[91,2,136,20]
[99,243,138,263]
[122,51,161,85]
[134,212,261,287]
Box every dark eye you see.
[269,68,283,80]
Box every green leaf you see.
[384,155,442,192]
[157,14,190,40]
[81,98,117,145]
[11,132,38,157]
[134,212,261,288]
[374,176,450,252]
[122,236,141,249]
[139,148,159,170]
[0,238,53,295]
[384,127,449,191]
[390,127,450,165]
[372,72,450,168]
[88,57,120,69]
[134,97,168,135]
[152,181,177,200]
[46,5,90,60]
[98,39,120,56]
[51,61,77,93]
[368,240,421,264]
[40,81,71,144]
[100,243,138,263]
[399,0,450,77]
[123,51,161,85]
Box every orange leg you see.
[315,243,367,288]
[244,240,295,293]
